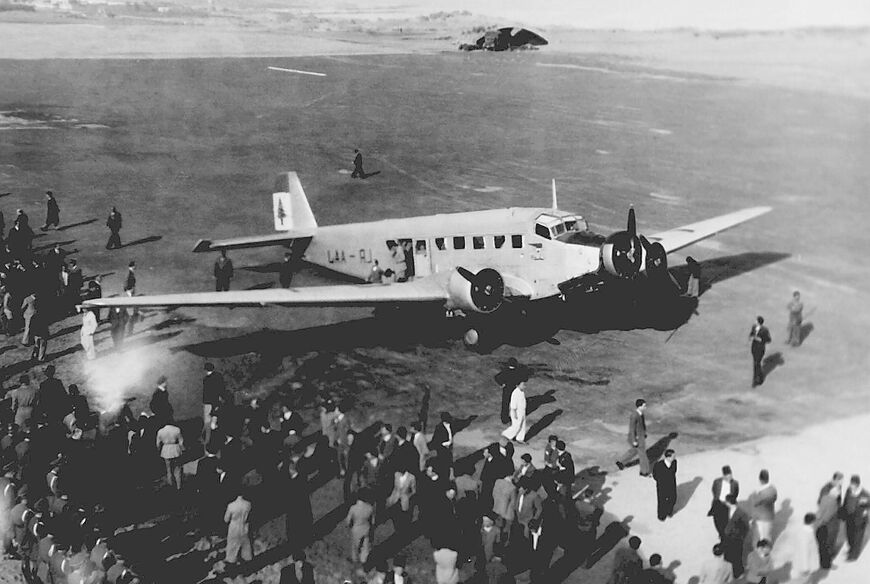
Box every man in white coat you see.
[79,307,98,360]
[502,377,528,444]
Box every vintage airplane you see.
[84,172,771,348]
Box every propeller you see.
[457,267,505,313]
[627,206,637,238]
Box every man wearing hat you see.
[10,375,39,431]
[494,358,522,425]
[123,261,138,334]
[41,191,60,230]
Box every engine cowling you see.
[600,230,642,278]
[447,267,504,314]
[643,239,668,277]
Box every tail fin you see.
[273,172,317,232]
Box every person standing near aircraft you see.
[41,191,60,230]
[501,374,528,444]
[616,399,650,476]
[106,206,123,249]
[279,252,294,288]
[787,291,804,347]
[367,260,384,284]
[214,250,234,291]
[684,256,701,298]
[749,316,771,387]
[351,148,365,179]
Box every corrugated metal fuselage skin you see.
[302,207,601,300]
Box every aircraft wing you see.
[83,278,451,309]
[192,230,315,253]
[647,206,771,254]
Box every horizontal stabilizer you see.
[192,232,314,253]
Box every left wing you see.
[83,278,450,309]
[648,206,772,254]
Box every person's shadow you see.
[359,170,381,179]
[800,322,814,344]
[673,476,704,515]
[772,498,793,543]
[762,352,785,380]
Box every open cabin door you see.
[414,239,432,278]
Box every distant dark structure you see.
[459,27,549,51]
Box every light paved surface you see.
[595,413,870,583]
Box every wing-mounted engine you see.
[447,267,504,313]
[600,208,643,278]
[640,236,668,277]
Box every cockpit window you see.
[535,223,551,239]
[554,222,566,236]
[564,220,577,231]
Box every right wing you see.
[83,278,450,309]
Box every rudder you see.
[273,172,317,232]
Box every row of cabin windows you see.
[433,235,524,251]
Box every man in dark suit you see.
[284,460,313,555]
[709,465,740,539]
[653,449,678,521]
[616,399,650,476]
[430,411,454,472]
[150,376,173,424]
[105,207,122,249]
[525,517,555,583]
[722,495,751,579]
[749,316,772,386]
[554,440,575,494]
[841,474,870,561]
[213,250,234,292]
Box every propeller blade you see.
[457,266,476,283]
[627,207,637,238]
[639,235,652,251]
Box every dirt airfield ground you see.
[1,5,869,584]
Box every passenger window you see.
[535,223,551,239]
[512,235,523,248]
[435,237,446,251]
[453,236,466,250]
[473,236,484,250]
[360,249,366,261]
[494,235,505,249]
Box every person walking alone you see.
[41,191,60,230]
[616,399,650,476]
[106,207,123,249]
[749,316,771,387]
[351,148,365,179]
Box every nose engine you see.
[447,267,504,313]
